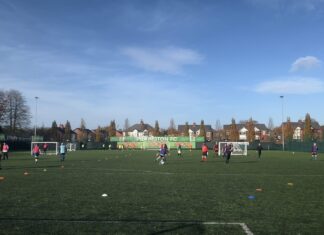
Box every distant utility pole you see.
[280,95,284,151]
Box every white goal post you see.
[218,142,249,156]
[31,142,59,156]
[66,143,77,151]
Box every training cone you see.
[101,193,108,197]
[43,169,47,172]
[287,182,294,186]
[0,176,5,180]
[256,188,263,192]
[24,171,29,176]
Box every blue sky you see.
[1,0,324,130]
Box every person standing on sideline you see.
[32,144,40,164]
[257,143,263,159]
[201,143,208,162]
[225,143,233,164]
[59,143,67,162]
[311,143,319,160]
[2,142,9,160]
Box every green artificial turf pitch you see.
[0,150,324,234]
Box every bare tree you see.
[108,120,117,137]
[199,120,206,138]
[124,118,130,136]
[304,113,312,141]
[168,118,177,136]
[229,118,239,141]
[184,122,190,136]
[51,120,59,141]
[215,119,222,131]
[0,90,7,125]
[78,118,88,142]
[268,117,274,130]
[4,90,31,132]
[153,120,161,136]
[214,119,222,141]
[64,120,72,141]
[95,126,102,142]
[246,118,255,143]
[284,117,294,142]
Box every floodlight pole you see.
[34,96,39,138]
[280,95,284,151]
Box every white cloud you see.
[255,77,324,94]
[290,56,322,72]
[121,47,203,74]
[246,0,324,12]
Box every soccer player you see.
[32,144,40,164]
[2,142,9,160]
[225,143,233,164]
[213,143,219,157]
[257,143,263,159]
[222,143,227,159]
[177,144,182,157]
[201,143,208,162]
[157,144,168,164]
[43,143,48,155]
[59,143,67,162]
[311,143,318,160]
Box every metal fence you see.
[249,141,323,153]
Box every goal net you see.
[31,142,59,156]
[66,143,77,151]
[218,142,249,156]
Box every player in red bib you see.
[32,144,40,164]
[43,143,48,155]
[201,143,208,162]
[2,142,9,160]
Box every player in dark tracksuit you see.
[225,143,233,164]
[311,143,318,160]
[257,143,263,159]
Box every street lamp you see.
[280,95,284,151]
[34,96,39,138]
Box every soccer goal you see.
[66,143,77,151]
[31,142,59,156]
[218,142,249,156]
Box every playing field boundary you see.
[22,166,324,177]
[0,218,253,234]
